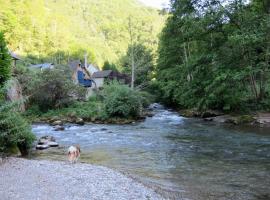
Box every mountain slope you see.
[0,0,166,65]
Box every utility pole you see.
[84,52,88,68]
[128,16,135,89]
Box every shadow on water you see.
[31,105,270,200]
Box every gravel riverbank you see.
[0,158,164,200]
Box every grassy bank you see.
[24,82,154,125]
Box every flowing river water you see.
[31,104,270,200]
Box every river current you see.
[32,104,270,200]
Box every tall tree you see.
[0,32,11,86]
[156,0,270,111]
[121,43,154,89]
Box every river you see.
[31,104,270,200]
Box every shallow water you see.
[31,104,270,200]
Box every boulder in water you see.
[36,136,58,150]
[51,120,63,126]
[149,103,163,110]
[75,118,84,125]
[47,142,59,147]
[38,136,56,144]
[54,125,65,131]
[36,144,49,150]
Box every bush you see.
[24,80,153,121]
[0,100,35,156]
[29,65,86,111]
[0,32,11,87]
[42,97,107,120]
[101,81,145,118]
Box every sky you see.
[138,0,170,9]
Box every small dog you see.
[67,145,81,163]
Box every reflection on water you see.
[31,105,270,200]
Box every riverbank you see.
[179,109,270,127]
[24,103,153,125]
[0,157,163,200]
[26,111,152,126]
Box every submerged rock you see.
[204,114,255,125]
[47,142,59,147]
[201,110,223,118]
[36,144,49,150]
[54,125,65,131]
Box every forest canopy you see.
[156,0,270,111]
[0,0,166,66]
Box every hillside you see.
[0,0,166,66]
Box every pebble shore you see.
[0,158,164,200]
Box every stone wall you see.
[5,78,25,112]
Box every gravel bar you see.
[0,158,164,200]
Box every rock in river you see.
[51,120,63,126]
[38,136,56,144]
[36,136,58,150]
[48,142,59,147]
[36,144,49,150]
[75,118,85,125]
[54,125,65,131]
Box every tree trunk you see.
[250,73,258,100]
[17,142,29,157]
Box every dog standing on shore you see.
[67,145,81,164]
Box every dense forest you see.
[156,0,270,112]
[0,0,166,66]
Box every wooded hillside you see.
[156,0,270,111]
[0,0,166,65]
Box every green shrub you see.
[0,100,35,156]
[0,32,11,87]
[29,65,86,111]
[101,81,144,118]
[24,80,153,121]
[34,95,108,121]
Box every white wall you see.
[87,64,99,75]
[93,78,104,88]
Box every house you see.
[9,51,21,67]
[69,60,81,83]
[69,60,100,84]
[30,63,54,70]
[92,70,131,88]
[87,64,99,75]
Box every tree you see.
[0,32,11,86]
[29,65,85,111]
[156,0,270,111]
[121,43,154,89]
[0,99,35,156]
[0,0,165,66]
[103,61,119,72]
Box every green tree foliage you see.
[120,43,154,88]
[25,82,152,120]
[29,65,85,112]
[0,32,11,86]
[103,61,119,72]
[0,100,35,156]
[156,0,270,111]
[0,0,166,66]
[102,81,146,118]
